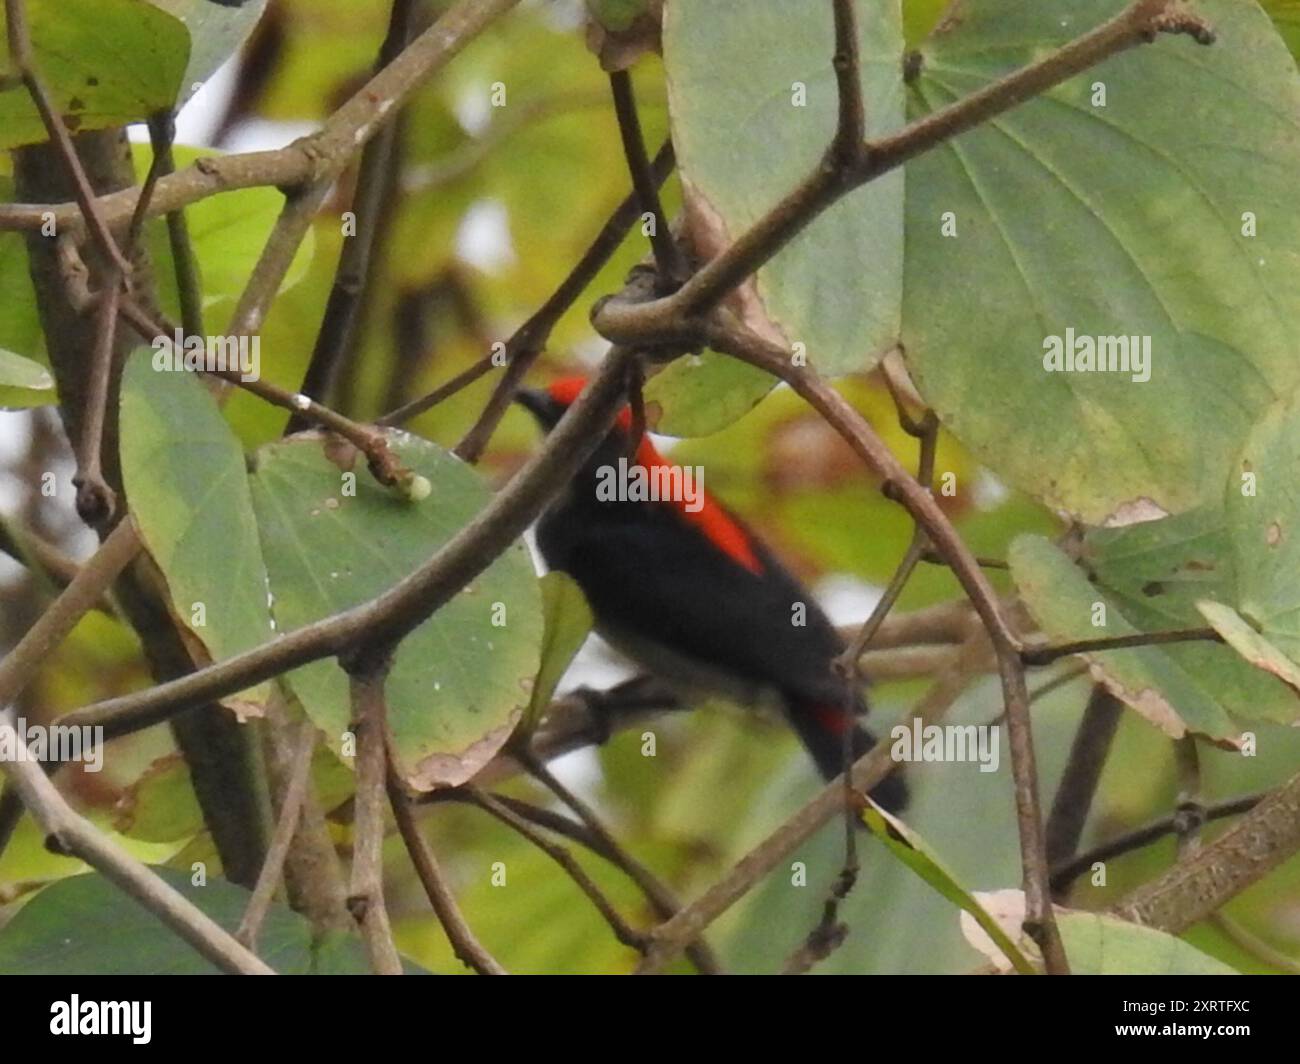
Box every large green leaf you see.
[663,1,1300,519]
[0,867,388,974]
[662,0,905,379]
[119,349,275,711]
[0,0,189,149]
[904,0,1300,521]
[247,431,543,789]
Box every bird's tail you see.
[786,697,908,812]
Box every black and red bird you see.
[517,376,906,810]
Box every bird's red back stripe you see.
[546,377,764,575]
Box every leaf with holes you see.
[0,0,189,149]
[1223,397,1300,673]
[1009,531,1298,742]
[247,431,542,790]
[664,1,1300,521]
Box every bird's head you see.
[513,376,591,433]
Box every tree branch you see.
[1111,769,1300,932]
[0,710,274,975]
[346,657,403,975]
[236,720,319,950]
[388,777,507,975]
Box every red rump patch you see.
[545,376,764,575]
[811,704,853,736]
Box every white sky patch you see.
[813,573,884,627]
[453,83,494,137]
[455,199,516,274]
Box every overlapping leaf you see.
[0,0,189,148]
[663,1,1300,526]
[248,431,542,789]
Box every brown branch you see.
[286,0,416,433]
[346,657,403,975]
[388,777,508,975]
[236,721,319,950]
[1050,792,1266,892]
[0,0,525,240]
[1045,686,1124,875]
[706,316,1066,971]
[519,751,722,974]
[0,519,138,709]
[1109,770,1300,934]
[1021,627,1223,666]
[0,711,274,975]
[609,71,685,285]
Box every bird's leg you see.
[570,674,683,745]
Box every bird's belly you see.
[596,619,771,708]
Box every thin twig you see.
[468,786,650,954]
[609,70,685,285]
[287,0,416,433]
[1021,627,1223,666]
[1050,792,1266,892]
[388,777,508,975]
[441,141,675,460]
[518,751,722,974]
[236,721,319,950]
[829,0,867,166]
[145,111,205,339]
[72,276,121,527]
